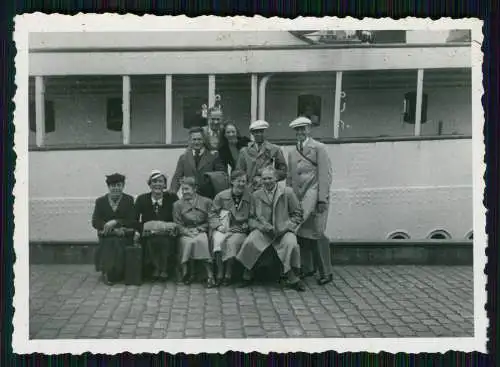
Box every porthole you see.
[427,230,452,240]
[387,231,410,240]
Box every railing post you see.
[165,75,173,144]
[414,69,424,136]
[35,76,45,147]
[122,75,131,145]
[258,74,272,120]
[208,74,216,108]
[251,74,258,122]
[333,71,343,139]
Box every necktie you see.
[298,141,303,152]
[194,150,201,167]
[153,202,160,215]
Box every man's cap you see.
[289,116,312,129]
[249,120,270,131]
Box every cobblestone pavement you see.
[29,265,474,339]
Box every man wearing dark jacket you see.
[170,127,226,198]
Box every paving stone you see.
[29,264,474,339]
[323,328,343,337]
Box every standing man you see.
[236,120,287,187]
[286,116,333,285]
[170,127,225,198]
[202,106,224,152]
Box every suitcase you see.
[124,245,143,285]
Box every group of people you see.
[92,106,333,292]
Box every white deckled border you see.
[13,14,486,354]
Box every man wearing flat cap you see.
[286,116,333,285]
[236,120,287,187]
[135,170,179,281]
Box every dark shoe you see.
[317,274,333,286]
[182,273,192,285]
[237,279,252,288]
[159,273,169,282]
[299,271,315,279]
[102,274,114,286]
[221,277,231,286]
[289,280,306,292]
[206,277,216,289]
[215,276,224,287]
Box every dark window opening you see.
[106,98,123,132]
[183,96,207,129]
[297,94,322,126]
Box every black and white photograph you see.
[13,15,485,354]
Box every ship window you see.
[427,230,452,240]
[388,231,410,240]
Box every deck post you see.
[333,71,343,139]
[414,69,424,136]
[165,75,173,144]
[122,75,131,145]
[208,74,216,108]
[251,74,258,122]
[258,74,272,120]
[35,76,45,147]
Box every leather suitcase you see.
[124,245,143,285]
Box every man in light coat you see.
[286,116,333,285]
[236,120,288,186]
[236,166,305,292]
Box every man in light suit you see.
[236,120,288,186]
[286,116,333,285]
[170,127,225,198]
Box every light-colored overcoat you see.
[286,138,332,239]
[236,141,288,183]
[173,195,213,263]
[236,185,302,273]
[209,188,251,262]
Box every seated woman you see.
[218,122,251,174]
[209,170,251,286]
[135,170,179,282]
[91,173,136,285]
[173,177,216,288]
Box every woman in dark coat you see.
[135,170,179,282]
[218,122,251,174]
[91,173,136,285]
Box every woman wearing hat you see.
[135,170,179,282]
[91,173,136,285]
[173,177,216,288]
[236,120,288,188]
